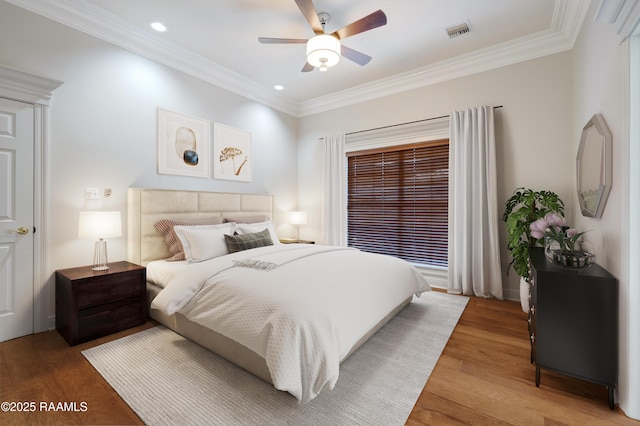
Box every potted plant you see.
[502,188,565,311]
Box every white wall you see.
[0,2,299,327]
[298,52,575,301]
[571,1,639,419]
[3,0,637,419]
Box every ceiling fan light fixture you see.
[306,34,341,70]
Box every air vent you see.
[446,22,471,39]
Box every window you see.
[347,140,448,267]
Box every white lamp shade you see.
[306,35,341,68]
[287,211,308,225]
[78,211,122,239]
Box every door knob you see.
[8,226,29,235]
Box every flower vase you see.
[544,237,596,268]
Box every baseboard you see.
[415,265,447,289]
[503,287,520,302]
[48,315,56,331]
[417,266,520,302]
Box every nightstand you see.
[279,238,315,244]
[55,261,146,346]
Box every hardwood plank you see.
[0,323,152,425]
[407,391,513,425]
[406,294,638,425]
[0,297,637,425]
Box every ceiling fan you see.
[258,0,387,72]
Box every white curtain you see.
[448,106,503,299]
[321,133,347,246]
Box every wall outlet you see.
[84,187,99,200]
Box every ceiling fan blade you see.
[331,9,387,40]
[301,62,315,72]
[258,37,307,44]
[295,0,324,34]
[341,45,372,66]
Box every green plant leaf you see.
[502,188,565,278]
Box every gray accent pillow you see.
[224,228,273,253]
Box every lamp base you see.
[92,239,109,271]
[91,265,110,271]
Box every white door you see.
[0,98,34,342]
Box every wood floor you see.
[1,294,637,425]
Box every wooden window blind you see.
[346,140,449,267]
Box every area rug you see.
[82,291,468,426]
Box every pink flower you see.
[530,229,545,239]
[530,218,548,233]
[544,213,566,227]
[529,212,589,254]
[529,219,547,239]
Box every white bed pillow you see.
[235,220,281,245]
[174,223,236,262]
[154,217,224,261]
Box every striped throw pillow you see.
[154,217,224,261]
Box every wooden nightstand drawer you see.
[77,299,145,342]
[76,273,143,309]
[56,261,146,346]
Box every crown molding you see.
[5,0,589,117]
[298,29,571,116]
[298,0,590,116]
[0,64,63,105]
[4,0,299,116]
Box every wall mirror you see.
[576,113,612,218]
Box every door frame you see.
[625,34,640,420]
[0,65,62,334]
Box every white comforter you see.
[151,244,430,403]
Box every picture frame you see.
[213,122,252,182]
[158,108,210,177]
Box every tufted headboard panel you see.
[127,188,273,265]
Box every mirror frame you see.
[576,113,612,218]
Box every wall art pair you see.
[157,108,252,182]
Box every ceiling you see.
[6,0,590,116]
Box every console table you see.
[528,247,617,409]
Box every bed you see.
[127,188,430,403]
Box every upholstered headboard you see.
[127,188,273,265]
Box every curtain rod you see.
[344,105,503,137]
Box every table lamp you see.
[287,210,307,240]
[78,211,122,271]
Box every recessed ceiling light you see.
[149,21,167,32]
[274,85,284,91]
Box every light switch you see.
[84,187,99,200]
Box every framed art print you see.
[213,122,252,182]
[158,108,210,177]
